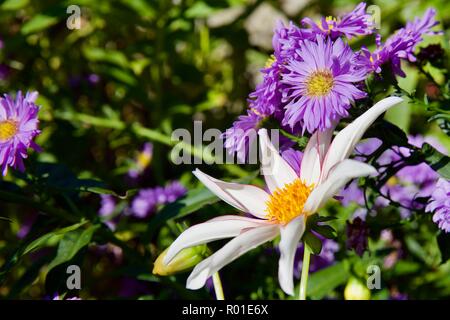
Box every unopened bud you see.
[344,277,371,300]
[153,245,207,276]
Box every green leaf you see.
[185,2,217,19]
[83,47,130,69]
[145,187,219,238]
[303,231,322,255]
[420,143,450,179]
[312,225,337,239]
[1,0,29,10]
[306,262,349,299]
[46,225,100,273]
[21,14,59,35]
[23,221,88,255]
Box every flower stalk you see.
[212,272,225,300]
[298,243,311,300]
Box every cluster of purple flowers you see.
[130,181,187,218]
[98,182,186,226]
[224,3,441,161]
[340,135,449,232]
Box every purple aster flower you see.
[0,91,41,176]
[131,181,186,218]
[128,142,153,179]
[281,148,303,176]
[302,2,374,40]
[223,110,265,163]
[356,8,441,77]
[426,178,450,233]
[51,293,81,300]
[281,35,366,133]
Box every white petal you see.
[278,216,306,296]
[164,215,270,265]
[300,126,335,185]
[186,225,279,290]
[321,97,403,179]
[304,159,376,214]
[193,169,270,219]
[258,129,298,193]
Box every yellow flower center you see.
[0,120,18,141]
[306,70,334,97]
[387,176,398,186]
[265,55,276,69]
[265,178,314,225]
[137,152,152,169]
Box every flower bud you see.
[153,245,208,276]
[344,277,371,300]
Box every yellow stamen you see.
[137,152,152,169]
[265,55,276,69]
[306,70,334,97]
[387,176,398,186]
[265,178,314,225]
[0,120,18,141]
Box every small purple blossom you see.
[282,35,366,133]
[223,110,265,163]
[426,178,450,233]
[356,8,441,77]
[302,2,374,40]
[0,91,41,175]
[98,194,117,230]
[128,142,153,179]
[131,181,186,218]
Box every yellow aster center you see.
[265,178,314,225]
[0,120,18,141]
[387,176,398,186]
[265,55,276,69]
[306,70,334,97]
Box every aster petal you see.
[321,97,403,179]
[258,129,298,193]
[278,216,306,296]
[186,225,279,290]
[164,215,271,265]
[193,169,270,219]
[304,159,376,214]
[300,126,335,185]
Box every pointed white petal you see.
[186,225,279,290]
[304,159,376,214]
[278,216,306,296]
[193,169,270,219]
[258,129,298,193]
[164,215,270,265]
[300,126,335,185]
[321,97,403,179]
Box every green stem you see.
[299,243,311,300]
[212,272,225,300]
